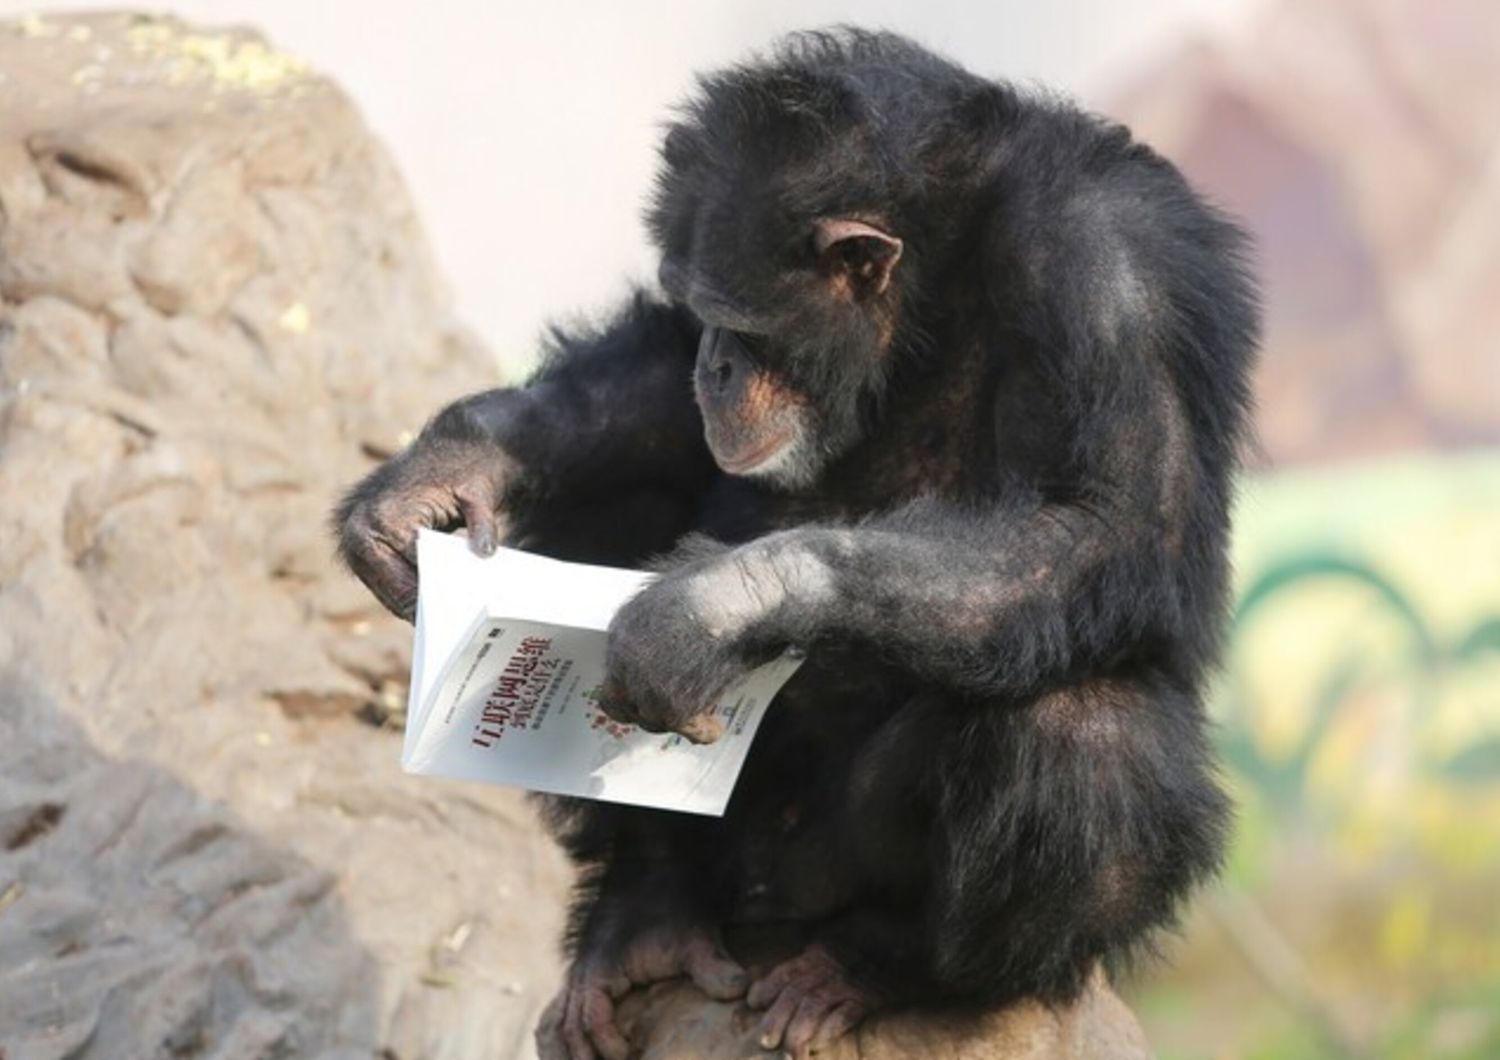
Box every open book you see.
[402,530,804,816]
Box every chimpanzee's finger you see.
[595,678,641,726]
[562,984,597,1060]
[534,994,569,1060]
[580,985,630,1060]
[339,524,419,621]
[811,999,865,1048]
[456,482,502,557]
[785,988,841,1053]
[675,712,725,745]
[747,960,800,1009]
[756,987,802,1051]
[683,937,749,1000]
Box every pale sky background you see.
[3,1,1262,366]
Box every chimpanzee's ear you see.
[814,218,903,298]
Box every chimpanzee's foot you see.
[536,923,747,1060]
[747,945,878,1056]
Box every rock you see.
[0,12,1151,1058]
[0,13,569,1058]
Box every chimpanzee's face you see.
[664,218,904,490]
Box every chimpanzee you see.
[336,28,1257,1059]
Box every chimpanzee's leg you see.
[751,676,1228,1053]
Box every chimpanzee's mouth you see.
[716,430,795,474]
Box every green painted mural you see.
[1133,452,1500,1058]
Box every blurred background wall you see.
[4,1,1494,1057]
[0,0,1255,364]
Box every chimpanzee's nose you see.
[709,357,733,392]
[698,327,737,397]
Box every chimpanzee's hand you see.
[601,533,823,743]
[335,436,515,621]
[600,549,745,744]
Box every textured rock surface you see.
[0,13,1149,1058]
[0,13,569,1058]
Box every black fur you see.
[337,27,1258,1051]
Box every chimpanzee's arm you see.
[604,347,1215,728]
[430,293,713,516]
[721,475,1183,701]
[602,180,1257,727]
[336,293,714,616]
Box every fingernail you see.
[678,714,725,744]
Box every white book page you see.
[403,530,803,816]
